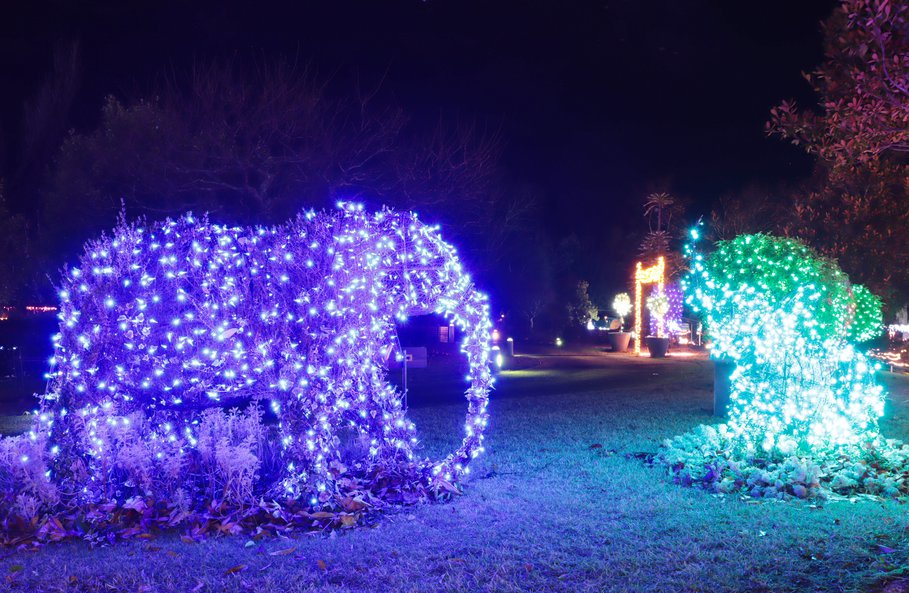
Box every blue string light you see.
[33,203,492,505]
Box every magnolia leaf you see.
[340,497,367,512]
[309,512,335,520]
[269,546,297,556]
[435,480,461,494]
[340,515,358,527]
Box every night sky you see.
[1,0,836,249]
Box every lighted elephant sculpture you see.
[40,204,491,504]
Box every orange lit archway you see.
[634,256,665,355]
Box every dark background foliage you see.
[13,0,908,333]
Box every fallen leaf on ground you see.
[310,512,334,520]
[224,564,248,576]
[340,515,358,527]
[340,497,367,512]
[269,546,297,556]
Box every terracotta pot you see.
[607,331,631,352]
[644,336,669,358]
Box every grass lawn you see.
[1,348,908,592]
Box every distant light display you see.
[634,257,665,354]
[683,228,885,453]
[612,293,632,328]
[35,203,492,505]
[646,291,668,327]
[649,283,683,337]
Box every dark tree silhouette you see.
[709,184,788,241]
[768,0,909,307]
[0,41,80,303]
[768,0,909,166]
[43,59,532,280]
[639,191,685,279]
[0,183,29,303]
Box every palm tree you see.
[640,191,685,279]
[643,192,676,233]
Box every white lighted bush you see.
[612,293,631,328]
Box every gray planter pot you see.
[713,358,735,417]
[644,336,669,358]
[607,331,631,352]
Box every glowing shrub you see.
[648,283,684,338]
[0,433,59,511]
[848,284,884,343]
[17,204,491,523]
[685,234,856,345]
[612,293,631,328]
[645,291,669,337]
[683,232,884,454]
[656,229,902,499]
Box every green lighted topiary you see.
[655,228,906,501]
[683,231,884,453]
[685,233,859,345]
[847,284,884,343]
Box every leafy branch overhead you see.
[767,0,909,166]
[767,0,909,307]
